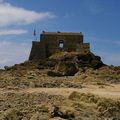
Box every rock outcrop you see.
[47,52,104,76]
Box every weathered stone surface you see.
[29,32,90,60]
[47,52,104,76]
[55,61,78,76]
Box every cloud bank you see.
[0,29,27,35]
[0,2,55,27]
[0,41,31,68]
[0,1,56,68]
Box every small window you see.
[59,40,64,49]
[59,43,64,48]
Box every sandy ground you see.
[23,84,120,99]
[1,84,120,99]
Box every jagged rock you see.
[52,105,75,119]
[55,61,78,76]
[47,52,104,76]
[75,52,104,69]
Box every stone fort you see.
[29,31,90,60]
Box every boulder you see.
[55,61,78,76]
[52,105,75,119]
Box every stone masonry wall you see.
[29,32,90,60]
[29,41,46,60]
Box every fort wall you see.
[29,41,46,60]
[29,32,90,60]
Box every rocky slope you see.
[0,52,120,120]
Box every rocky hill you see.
[0,52,120,120]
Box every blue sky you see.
[0,0,120,67]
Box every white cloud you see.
[0,1,55,68]
[0,2,55,27]
[0,29,27,35]
[0,41,31,68]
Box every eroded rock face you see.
[2,52,104,77]
[47,52,104,76]
[55,61,78,76]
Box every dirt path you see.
[1,84,120,99]
[22,84,120,99]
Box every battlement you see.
[29,32,90,60]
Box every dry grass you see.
[69,91,120,118]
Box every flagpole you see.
[33,27,37,41]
